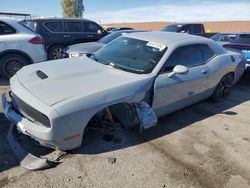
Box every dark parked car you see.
[210,32,249,45]
[64,29,146,58]
[23,18,108,59]
[162,23,206,37]
[223,34,250,72]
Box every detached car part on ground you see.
[2,32,245,151]
[64,29,146,58]
[0,17,47,79]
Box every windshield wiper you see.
[105,62,144,73]
[106,62,124,71]
[88,53,98,62]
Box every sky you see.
[0,0,250,23]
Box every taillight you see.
[29,37,43,45]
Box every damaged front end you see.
[2,93,60,170]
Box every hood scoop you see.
[36,70,48,80]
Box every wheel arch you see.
[83,101,138,128]
[0,49,33,64]
[228,71,235,83]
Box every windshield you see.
[234,34,250,45]
[92,37,167,74]
[22,21,37,32]
[98,32,122,44]
[210,34,221,41]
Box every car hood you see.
[66,42,104,54]
[16,57,149,106]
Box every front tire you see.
[0,54,29,80]
[211,73,234,103]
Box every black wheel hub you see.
[52,48,63,59]
[216,76,232,101]
[3,58,24,78]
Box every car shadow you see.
[0,77,249,173]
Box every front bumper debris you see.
[7,123,56,170]
[2,93,58,170]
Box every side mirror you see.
[168,65,189,78]
[97,30,102,34]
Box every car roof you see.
[0,17,22,23]
[167,23,203,26]
[217,32,250,35]
[125,31,210,45]
[113,29,146,34]
[26,17,92,22]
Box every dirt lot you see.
[0,77,250,188]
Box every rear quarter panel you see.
[2,33,47,63]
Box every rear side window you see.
[178,25,192,33]
[198,44,216,62]
[84,22,102,32]
[163,45,203,71]
[192,25,203,33]
[24,21,37,32]
[66,21,83,32]
[239,34,250,39]
[162,44,215,72]
[44,21,63,32]
[0,21,16,35]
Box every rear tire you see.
[0,54,29,80]
[48,45,64,60]
[211,73,234,103]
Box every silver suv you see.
[0,17,47,79]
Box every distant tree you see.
[61,0,84,18]
[76,0,84,17]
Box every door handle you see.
[63,35,71,38]
[201,70,208,74]
[87,35,94,38]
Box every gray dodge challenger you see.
[2,31,245,150]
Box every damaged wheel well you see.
[86,103,140,131]
[84,100,158,138]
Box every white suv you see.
[0,17,47,79]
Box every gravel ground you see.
[0,78,250,188]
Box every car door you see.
[65,21,86,45]
[153,44,212,117]
[43,21,68,46]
